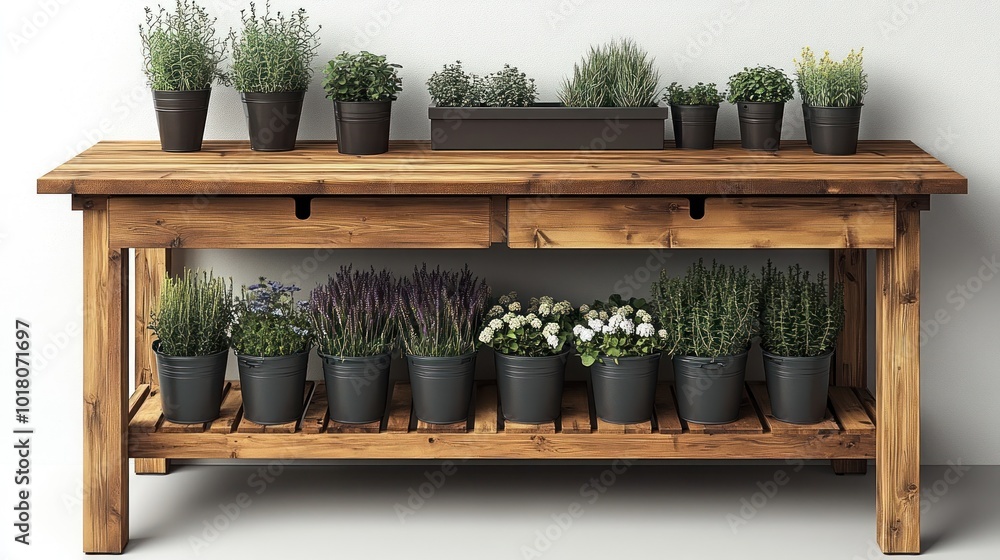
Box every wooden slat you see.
[559,382,592,434]
[131,386,164,434]
[653,384,683,434]
[108,197,492,249]
[504,419,557,434]
[508,196,895,249]
[157,381,232,434]
[135,248,171,387]
[748,382,839,435]
[685,387,763,434]
[596,417,652,434]
[128,385,151,422]
[829,387,876,435]
[385,383,413,434]
[831,247,869,475]
[857,388,877,425]
[300,382,329,434]
[490,195,507,244]
[209,382,244,434]
[474,383,498,434]
[236,381,313,434]
[328,420,381,433]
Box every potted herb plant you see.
[397,265,491,424]
[149,269,232,423]
[228,3,320,151]
[479,294,574,424]
[309,266,398,424]
[653,260,759,424]
[572,296,664,424]
[727,66,795,151]
[664,82,724,150]
[322,51,402,155]
[428,39,668,150]
[140,0,226,152]
[760,263,844,424]
[231,278,313,424]
[794,47,817,145]
[798,48,868,155]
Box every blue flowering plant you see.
[571,295,665,366]
[478,293,574,357]
[309,266,399,358]
[231,277,313,357]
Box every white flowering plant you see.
[478,293,574,357]
[572,296,665,366]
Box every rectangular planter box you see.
[429,103,669,150]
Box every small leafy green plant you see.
[140,0,227,91]
[796,47,867,108]
[322,51,402,102]
[479,293,574,357]
[663,82,724,106]
[232,278,312,357]
[228,3,320,93]
[727,66,795,103]
[760,262,844,357]
[397,265,491,357]
[426,61,480,107]
[309,266,399,358]
[572,296,664,366]
[149,269,232,356]
[652,260,759,358]
[426,62,537,107]
[559,38,662,107]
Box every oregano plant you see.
[726,66,795,103]
[664,82,724,106]
[322,51,402,102]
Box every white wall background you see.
[2,0,998,472]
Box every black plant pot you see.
[673,352,748,424]
[589,353,661,424]
[736,101,786,151]
[319,351,392,424]
[762,351,832,424]
[407,352,477,424]
[152,90,211,152]
[670,104,719,150]
[810,106,863,156]
[495,351,568,424]
[802,103,813,146]
[236,351,309,425]
[153,341,228,424]
[334,100,392,155]
[241,91,305,152]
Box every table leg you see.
[875,203,921,553]
[831,249,869,475]
[83,204,129,553]
[134,248,171,476]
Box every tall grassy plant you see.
[797,48,867,107]
[149,269,232,356]
[652,260,759,358]
[232,278,312,357]
[397,265,491,357]
[559,39,661,107]
[760,263,844,357]
[140,0,226,91]
[228,3,320,93]
[309,267,399,358]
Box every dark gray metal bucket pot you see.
[152,89,211,152]
[407,352,477,424]
[334,100,392,155]
[320,351,391,424]
[736,101,785,151]
[802,103,813,145]
[236,351,309,425]
[673,352,748,424]
[153,341,228,424]
[590,353,661,424]
[810,105,863,155]
[495,351,568,424]
[241,91,305,152]
[762,350,832,424]
[670,104,719,149]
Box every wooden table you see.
[38,140,967,554]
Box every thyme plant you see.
[479,293,574,357]
[651,260,759,358]
[322,51,402,102]
[478,65,538,107]
[149,269,232,356]
[759,262,844,357]
[663,82,724,106]
[796,47,867,107]
[228,3,320,93]
[726,66,795,103]
[231,278,312,357]
[397,265,491,357]
[426,61,480,107]
[309,267,399,358]
[559,39,661,107]
[140,0,226,91]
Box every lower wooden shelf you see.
[128,380,875,460]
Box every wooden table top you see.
[37,140,967,197]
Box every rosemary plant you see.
[309,266,399,358]
[651,260,759,358]
[140,0,227,91]
[231,278,312,357]
[149,269,232,356]
[726,66,795,103]
[796,47,867,108]
[397,265,491,357]
[228,3,320,93]
[559,38,662,107]
[322,51,402,102]
[479,293,574,357]
[759,262,844,357]
[663,82,724,106]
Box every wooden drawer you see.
[506,196,895,249]
[108,196,493,249]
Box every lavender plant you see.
[572,296,665,366]
[397,265,491,357]
[149,269,232,356]
[140,0,227,91]
[228,3,321,93]
[309,266,399,358]
[232,277,312,357]
[760,262,844,357]
[479,293,574,357]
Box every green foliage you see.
[726,66,795,103]
[228,3,320,93]
[140,0,226,91]
[651,260,759,358]
[759,262,844,357]
[149,269,232,356]
[231,278,312,357]
[426,61,480,107]
[664,82,724,106]
[426,62,537,107]
[572,295,664,367]
[479,293,574,357]
[795,47,867,108]
[559,38,662,107]
[322,51,402,102]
